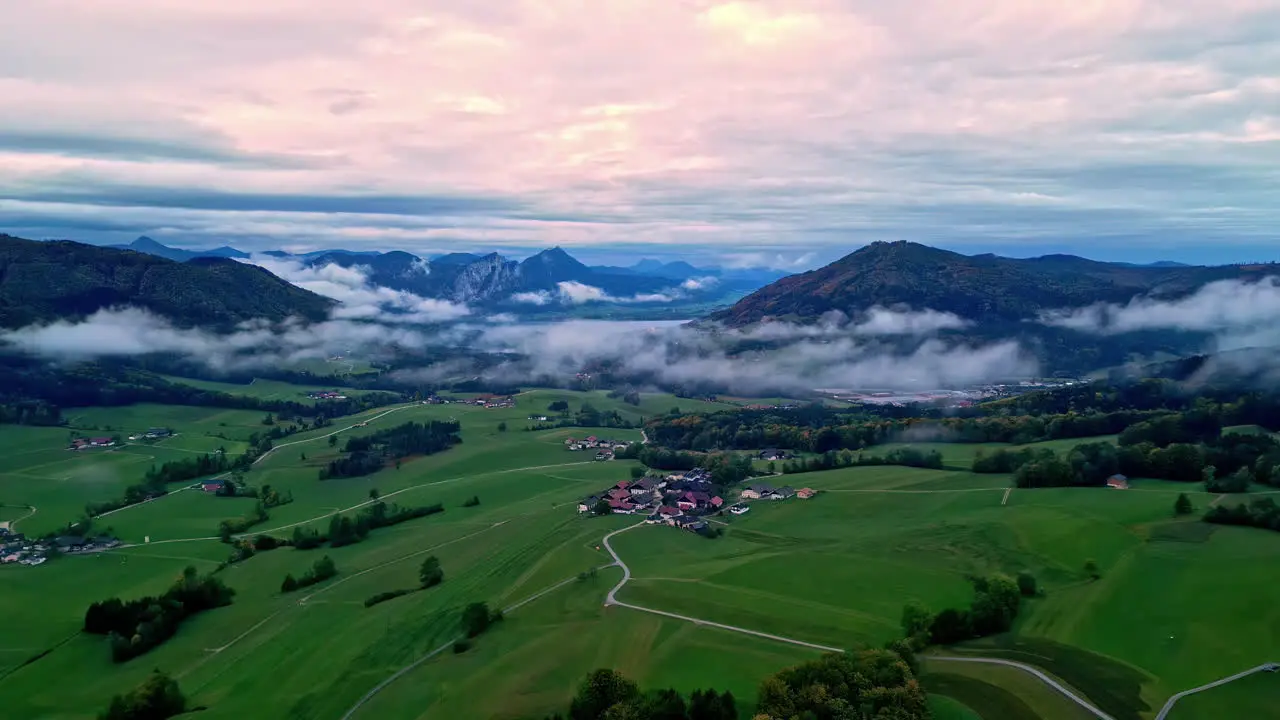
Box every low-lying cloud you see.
[244,255,470,322]
[512,281,678,306]
[731,307,969,341]
[0,305,1032,393]
[1039,277,1280,345]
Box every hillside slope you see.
[0,235,334,328]
[709,241,1263,326]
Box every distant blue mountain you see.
[111,236,249,262]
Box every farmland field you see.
[159,375,384,404]
[2,383,1279,719]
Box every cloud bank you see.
[0,305,1028,393]
[1039,276,1280,345]
[244,255,470,322]
[512,281,678,306]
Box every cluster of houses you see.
[307,391,349,400]
[69,437,116,450]
[127,427,172,441]
[578,469,727,535]
[758,448,793,461]
[469,394,516,409]
[0,528,121,567]
[741,483,816,501]
[565,436,630,461]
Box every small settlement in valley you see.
[577,461,817,535]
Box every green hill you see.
[0,234,334,329]
[708,241,1265,327]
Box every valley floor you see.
[1,387,1277,719]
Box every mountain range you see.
[106,236,783,307]
[108,236,251,262]
[0,235,332,329]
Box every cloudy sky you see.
[2,0,1278,267]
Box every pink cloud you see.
[1,0,1277,250]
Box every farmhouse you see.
[759,448,791,461]
[88,437,114,448]
[1106,474,1130,490]
[577,495,601,513]
[607,498,639,514]
[797,488,817,499]
[741,483,776,500]
[145,427,171,438]
[202,482,224,493]
[729,504,750,515]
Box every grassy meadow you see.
[2,383,1279,718]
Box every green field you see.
[2,386,1279,718]
[159,375,383,405]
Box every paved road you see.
[599,522,1120,719]
[1153,663,1279,720]
[6,504,37,530]
[600,523,843,653]
[928,656,1116,720]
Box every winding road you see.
[1153,663,1279,720]
[599,522,1120,720]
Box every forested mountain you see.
[705,241,1277,374]
[709,241,1267,327]
[0,235,334,328]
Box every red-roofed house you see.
[607,488,631,501]
[710,496,724,507]
[202,482,223,493]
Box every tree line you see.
[900,573,1030,647]
[321,420,461,480]
[281,555,337,593]
[284,501,446,550]
[781,447,944,475]
[98,670,186,720]
[1205,497,1280,533]
[0,353,403,427]
[84,566,234,662]
[974,430,1280,491]
[546,669,737,720]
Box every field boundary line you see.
[600,523,1119,720]
[297,521,510,605]
[1152,663,1278,720]
[338,568,606,720]
[85,402,419,525]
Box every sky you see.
[2,0,1279,268]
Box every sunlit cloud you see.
[0,0,1277,260]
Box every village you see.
[563,435,631,461]
[66,427,173,451]
[0,526,120,567]
[576,464,817,537]
[422,393,516,409]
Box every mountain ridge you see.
[0,234,334,329]
[709,240,1266,327]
